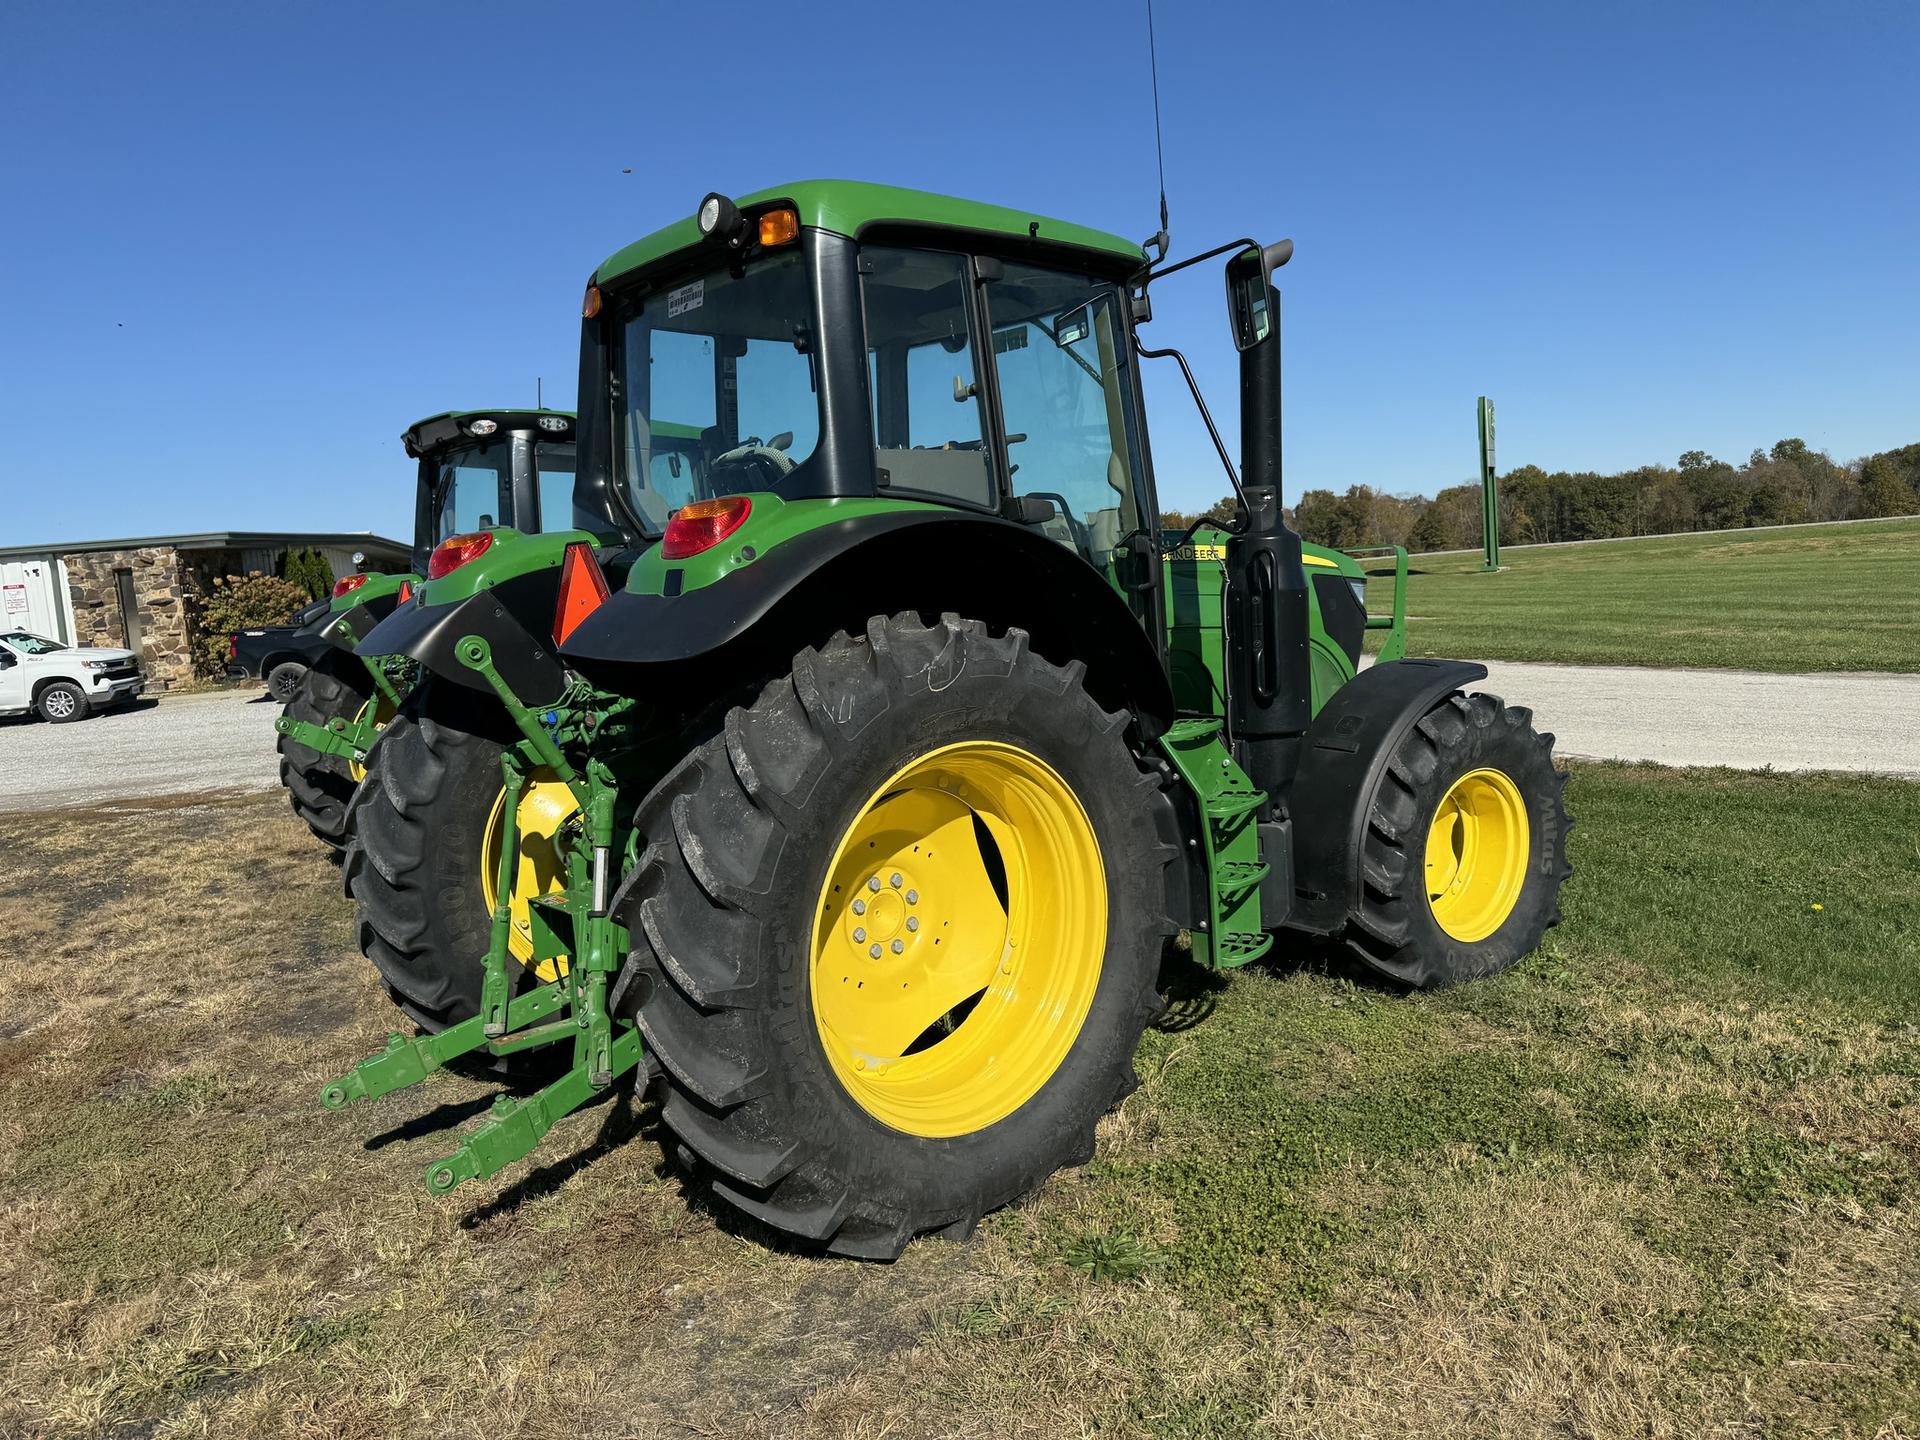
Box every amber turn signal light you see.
[582,285,602,319]
[757,207,799,248]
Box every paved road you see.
[1467,660,1919,777]
[0,688,282,812]
[0,661,1912,816]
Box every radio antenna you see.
[1144,0,1170,263]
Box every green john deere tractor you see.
[275,410,578,849]
[323,182,1569,1259]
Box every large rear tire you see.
[344,690,576,1038]
[1343,691,1571,987]
[610,614,1176,1259]
[277,648,381,851]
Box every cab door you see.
[975,262,1161,638]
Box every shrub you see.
[278,547,336,601]
[188,572,309,679]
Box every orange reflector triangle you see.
[553,541,611,647]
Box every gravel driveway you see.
[0,688,282,812]
[1471,660,1920,778]
[1,661,1912,816]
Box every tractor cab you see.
[404,409,586,576]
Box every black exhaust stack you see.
[1224,250,1311,799]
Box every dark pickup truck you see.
[227,598,335,702]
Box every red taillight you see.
[228,634,238,659]
[661,496,752,560]
[553,541,611,646]
[332,572,371,599]
[398,579,413,604]
[428,531,494,579]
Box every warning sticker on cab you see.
[667,280,704,318]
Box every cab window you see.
[532,440,580,532]
[983,264,1143,562]
[433,441,512,540]
[860,247,995,509]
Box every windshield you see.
[613,246,822,530]
[0,631,66,654]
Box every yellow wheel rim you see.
[481,772,578,981]
[1424,767,1530,943]
[345,695,398,785]
[809,741,1106,1139]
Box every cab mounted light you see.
[582,285,602,319]
[697,191,748,251]
[427,530,494,579]
[756,206,799,248]
[465,417,499,437]
[661,495,752,560]
[332,572,371,599]
[536,415,571,433]
[552,541,612,646]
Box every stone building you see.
[0,532,408,691]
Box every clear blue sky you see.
[3,0,1915,545]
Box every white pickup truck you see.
[0,630,146,723]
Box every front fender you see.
[1285,658,1489,935]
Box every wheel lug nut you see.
[869,943,882,958]
[852,898,866,915]
[867,876,881,893]
[905,890,918,904]
[853,928,866,943]
[890,873,903,888]
[891,939,904,954]
[905,917,919,933]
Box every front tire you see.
[1343,691,1571,987]
[37,681,86,723]
[611,614,1176,1259]
[278,649,381,850]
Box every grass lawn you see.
[2,772,1917,1438]
[1373,516,1920,672]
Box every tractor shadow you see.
[364,1093,499,1150]
[1153,942,1229,1033]
[1259,933,1411,993]
[457,1073,652,1228]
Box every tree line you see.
[1163,438,1920,553]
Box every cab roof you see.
[594,180,1147,289]
[402,409,577,459]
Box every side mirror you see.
[1225,238,1293,351]
[767,431,794,452]
[1053,302,1092,348]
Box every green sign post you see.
[1478,396,1500,572]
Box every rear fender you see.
[562,507,1174,732]
[1285,658,1488,934]
[354,590,569,708]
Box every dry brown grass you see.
[0,776,1915,1438]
